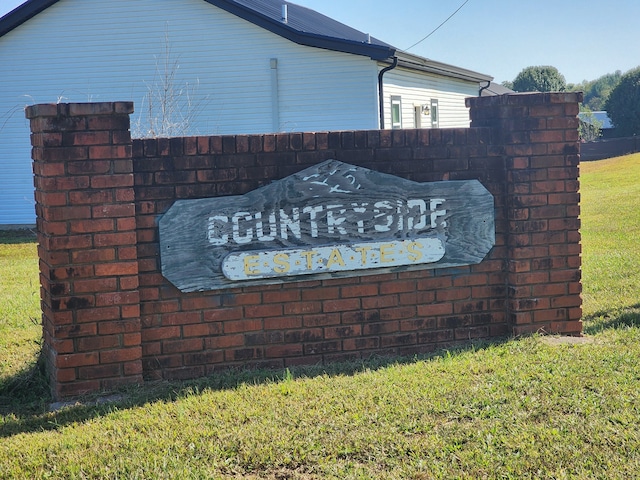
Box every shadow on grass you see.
[0,337,506,439]
[582,304,640,335]
[4,306,637,438]
[0,229,37,244]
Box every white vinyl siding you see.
[380,65,479,130]
[0,0,380,225]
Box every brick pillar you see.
[26,102,142,400]
[467,93,583,336]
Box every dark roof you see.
[480,82,514,97]
[0,0,395,60]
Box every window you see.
[391,96,402,129]
[430,99,439,128]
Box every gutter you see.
[378,56,398,129]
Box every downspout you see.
[378,56,398,129]
[479,80,491,97]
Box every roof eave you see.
[204,0,395,60]
[393,50,493,83]
[0,0,59,38]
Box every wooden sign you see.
[159,160,495,292]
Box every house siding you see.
[381,66,479,129]
[0,0,380,225]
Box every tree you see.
[569,71,622,111]
[132,27,209,138]
[512,66,566,93]
[604,67,640,137]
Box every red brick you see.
[94,232,136,247]
[183,323,222,337]
[435,288,471,302]
[77,335,121,352]
[70,218,114,233]
[323,298,361,312]
[95,291,140,307]
[162,311,202,325]
[303,313,340,327]
[343,337,379,351]
[52,322,97,338]
[89,145,131,160]
[325,325,362,339]
[265,344,303,358]
[72,249,116,264]
[380,306,417,321]
[55,352,99,368]
[78,363,123,380]
[122,332,141,346]
[284,301,321,315]
[76,306,121,323]
[45,234,93,252]
[532,283,567,297]
[100,346,142,364]
[203,307,243,322]
[417,303,453,317]
[94,261,138,277]
[417,277,453,290]
[92,204,135,218]
[181,296,222,311]
[380,280,416,295]
[301,287,339,301]
[361,295,396,309]
[206,334,244,349]
[341,284,379,297]
[50,265,94,280]
[244,304,283,318]
[55,381,101,398]
[550,295,581,309]
[224,319,262,333]
[162,339,203,355]
[42,147,88,162]
[56,368,77,383]
[264,316,302,330]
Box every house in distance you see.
[0,0,493,227]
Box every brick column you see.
[26,102,142,399]
[467,92,583,336]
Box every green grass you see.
[0,229,46,413]
[580,154,640,331]
[0,154,639,478]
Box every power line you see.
[405,0,470,51]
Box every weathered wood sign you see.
[159,160,495,292]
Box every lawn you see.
[0,154,639,479]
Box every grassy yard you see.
[0,154,639,479]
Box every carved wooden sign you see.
[159,160,495,292]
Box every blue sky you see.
[2,0,639,84]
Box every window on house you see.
[430,99,439,128]
[391,96,402,129]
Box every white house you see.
[0,0,492,227]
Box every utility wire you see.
[405,0,470,51]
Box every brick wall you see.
[26,92,583,400]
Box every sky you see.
[1,0,639,84]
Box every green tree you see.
[604,67,640,137]
[512,66,566,93]
[569,71,622,111]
